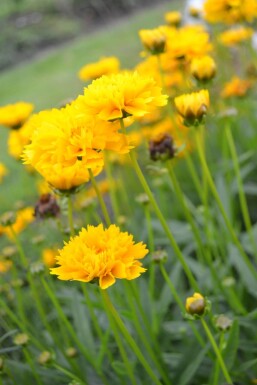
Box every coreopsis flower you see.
[23,104,130,191]
[189,6,202,18]
[139,27,167,55]
[164,11,182,27]
[221,76,252,98]
[76,71,168,121]
[0,163,8,183]
[0,259,12,274]
[219,27,253,46]
[0,207,34,239]
[203,0,257,24]
[174,89,210,126]
[50,224,148,289]
[190,56,216,82]
[185,292,206,316]
[0,102,34,129]
[78,56,120,81]
[42,248,57,268]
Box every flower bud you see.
[37,351,52,365]
[34,193,60,219]
[215,314,233,332]
[185,293,206,316]
[149,134,176,161]
[139,27,166,55]
[13,333,29,346]
[164,11,182,27]
[0,211,16,227]
[174,90,210,126]
[190,56,216,82]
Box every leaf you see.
[112,361,130,376]
[177,343,210,385]
[228,244,257,298]
[223,319,239,370]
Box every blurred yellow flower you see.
[139,27,167,55]
[204,0,257,24]
[78,56,120,81]
[77,71,168,121]
[0,163,8,183]
[0,102,34,129]
[0,259,13,273]
[42,248,57,267]
[164,11,182,27]
[219,27,253,46]
[221,76,252,98]
[51,224,148,289]
[190,55,216,82]
[185,292,206,315]
[174,89,210,125]
[0,207,34,240]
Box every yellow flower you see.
[189,6,201,18]
[23,104,131,191]
[219,27,253,46]
[165,25,213,61]
[203,0,257,24]
[0,102,34,129]
[77,71,168,121]
[0,259,13,273]
[185,292,206,315]
[0,163,8,183]
[78,56,120,81]
[164,11,182,27]
[190,55,216,82]
[0,207,34,240]
[50,224,148,289]
[174,89,210,125]
[42,248,57,267]
[221,76,252,98]
[139,27,167,55]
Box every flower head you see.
[174,89,210,126]
[76,71,168,122]
[219,27,253,46]
[0,102,34,129]
[50,224,148,289]
[164,11,182,27]
[42,248,57,268]
[78,56,120,81]
[221,76,252,98]
[190,56,216,82]
[203,0,257,24]
[0,207,34,239]
[185,292,206,316]
[139,27,167,55]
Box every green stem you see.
[160,263,206,348]
[9,225,28,268]
[102,290,165,385]
[129,147,199,291]
[89,169,111,226]
[104,152,119,221]
[195,130,257,280]
[201,319,233,384]
[24,348,44,385]
[101,291,137,385]
[212,333,224,385]
[67,195,75,236]
[225,123,257,258]
[53,363,88,385]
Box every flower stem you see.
[104,152,120,221]
[9,225,28,268]
[89,169,111,226]
[129,147,199,291]
[102,290,166,385]
[67,194,75,236]
[195,129,257,280]
[201,319,233,384]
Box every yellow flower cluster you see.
[219,27,253,46]
[51,224,148,289]
[0,102,34,129]
[78,56,120,82]
[204,0,257,24]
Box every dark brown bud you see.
[34,194,60,219]
[149,134,176,162]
